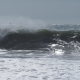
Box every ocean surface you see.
[0,24,80,80]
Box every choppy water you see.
[0,50,80,80]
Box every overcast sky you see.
[0,0,80,24]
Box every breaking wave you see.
[0,17,80,56]
[0,24,80,55]
[0,25,80,53]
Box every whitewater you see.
[0,18,80,80]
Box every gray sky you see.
[0,0,80,24]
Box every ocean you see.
[0,24,80,80]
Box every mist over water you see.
[0,16,46,30]
[0,16,80,31]
[0,16,47,38]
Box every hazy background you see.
[0,0,80,24]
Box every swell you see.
[0,29,80,50]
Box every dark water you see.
[0,25,80,50]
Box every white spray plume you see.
[0,16,46,31]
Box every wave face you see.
[0,24,80,51]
